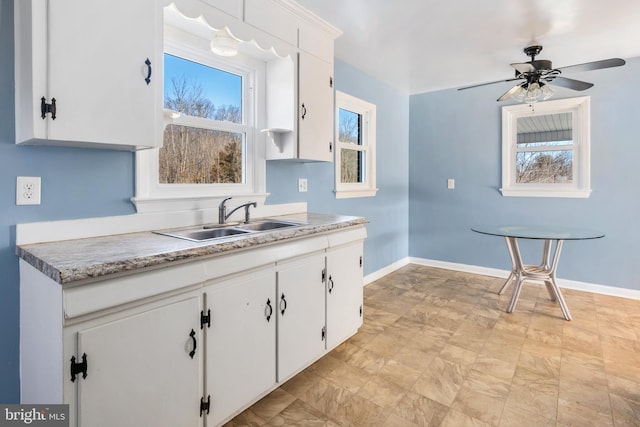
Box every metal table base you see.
[499,237,572,320]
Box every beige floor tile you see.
[356,375,407,408]
[223,409,267,427]
[377,359,422,389]
[557,396,615,427]
[412,356,468,406]
[382,413,420,427]
[451,384,505,426]
[297,378,353,420]
[248,388,297,421]
[559,377,612,415]
[263,399,327,427]
[226,265,640,427]
[392,391,448,426]
[609,393,640,427]
[439,408,492,427]
[498,403,555,427]
[332,394,389,427]
[323,360,370,394]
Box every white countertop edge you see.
[16,202,308,245]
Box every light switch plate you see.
[298,178,308,192]
[447,179,455,189]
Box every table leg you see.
[547,240,572,320]
[504,237,526,313]
[541,240,557,302]
[499,237,518,295]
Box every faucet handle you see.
[243,202,257,223]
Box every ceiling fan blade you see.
[546,76,593,91]
[458,77,521,91]
[510,62,535,74]
[556,58,625,74]
[497,85,522,101]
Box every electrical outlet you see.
[298,178,308,192]
[16,176,41,205]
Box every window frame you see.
[334,91,377,199]
[133,26,267,213]
[500,96,591,198]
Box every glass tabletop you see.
[471,225,605,240]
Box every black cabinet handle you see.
[265,298,273,322]
[189,329,196,359]
[328,276,334,294]
[301,103,307,120]
[144,58,152,85]
[280,293,287,316]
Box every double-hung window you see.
[161,51,252,187]
[501,96,591,198]
[335,91,377,198]
[133,16,267,213]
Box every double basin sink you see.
[155,219,307,242]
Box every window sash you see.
[335,91,377,198]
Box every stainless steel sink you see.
[237,220,305,231]
[155,219,307,242]
[156,227,250,242]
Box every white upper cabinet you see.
[244,0,298,47]
[15,0,163,150]
[297,52,335,162]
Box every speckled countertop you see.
[16,213,367,285]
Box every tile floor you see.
[225,265,640,426]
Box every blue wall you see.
[0,0,136,402]
[266,59,410,277]
[0,4,410,400]
[409,57,640,290]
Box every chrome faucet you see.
[218,197,257,224]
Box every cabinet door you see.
[45,0,160,148]
[75,296,202,427]
[326,243,364,349]
[205,267,276,427]
[298,53,334,162]
[277,252,326,381]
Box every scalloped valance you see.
[164,0,297,60]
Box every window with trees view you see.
[501,97,591,198]
[161,53,247,185]
[335,91,377,199]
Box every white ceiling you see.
[296,0,640,94]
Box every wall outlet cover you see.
[17,176,41,205]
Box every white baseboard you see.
[364,257,410,285]
[408,257,640,301]
[363,256,640,300]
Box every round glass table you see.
[472,225,605,320]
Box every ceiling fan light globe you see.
[512,85,527,102]
[540,84,555,100]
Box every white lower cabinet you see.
[205,267,277,426]
[72,296,203,427]
[20,226,366,427]
[276,252,327,382]
[326,243,364,350]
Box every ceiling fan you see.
[458,45,625,103]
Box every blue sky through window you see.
[164,53,242,109]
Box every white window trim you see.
[133,24,267,213]
[500,96,591,198]
[334,91,377,199]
